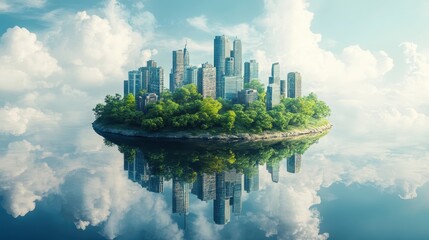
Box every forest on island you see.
[93,81,330,133]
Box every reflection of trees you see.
[102,133,327,226]
[103,132,326,183]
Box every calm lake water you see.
[1,122,428,240]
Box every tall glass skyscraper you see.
[214,35,229,98]
[269,62,280,85]
[244,60,259,85]
[125,60,163,97]
[287,72,302,98]
[170,50,185,92]
[231,38,242,77]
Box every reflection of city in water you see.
[123,147,303,226]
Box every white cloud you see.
[45,0,154,87]
[0,0,46,12]
[0,140,60,217]
[0,106,60,136]
[187,15,210,33]
[0,26,60,92]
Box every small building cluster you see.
[123,35,303,111]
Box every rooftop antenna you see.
[185,40,188,49]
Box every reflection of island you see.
[109,133,325,226]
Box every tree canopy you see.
[93,83,330,133]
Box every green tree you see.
[221,110,236,132]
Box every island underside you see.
[93,120,332,142]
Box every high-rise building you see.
[231,38,242,77]
[225,57,234,77]
[238,89,258,107]
[266,84,280,110]
[170,50,185,92]
[287,72,302,98]
[184,43,190,68]
[124,70,143,97]
[135,60,164,97]
[198,63,216,99]
[223,76,243,101]
[185,66,198,86]
[214,35,229,98]
[244,60,259,85]
[172,179,190,214]
[287,154,302,173]
[269,62,280,85]
[280,80,286,98]
[148,66,164,97]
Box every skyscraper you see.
[225,57,234,77]
[223,76,243,101]
[266,63,281,110]
[266,84,280,110]
[244,60,259,85]
[124,70,143,97]
[185,66,198,86]
[170,50,185,92]
[198,63,216,99]
[280,79,287,98]
[269,62,280,85]
[214,35,229,98]
[231,38,242,77]
[136,60,164,97]
[184,43,190,68]
[287,72,302,98]
[148,66,164,97]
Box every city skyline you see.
[124,34,302,109]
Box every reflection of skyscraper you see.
[172,179,190,214]
[244,166,259,193]
[266,162,280,183]
[192,173,216,201]
[287,154,302,173]
[123,149,164,193]
[232,172,243,216]
[213,172,230,225]
[148,176,164,193]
